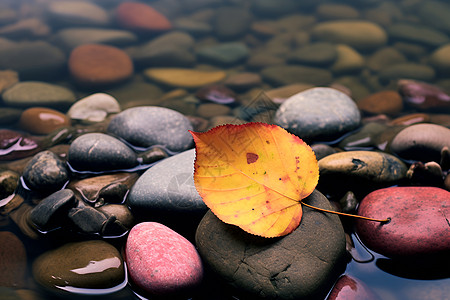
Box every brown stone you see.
[68,44,133,87]
[116,2,171,33]
[357,90,403,116]
[0,231,27,287]
[19,107,71,135]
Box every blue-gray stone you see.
[196,42,249,66]
[68,133,138,172]
[127,149,206,217]
[274,87,361,141]
[107,106,194,152]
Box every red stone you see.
[326,275,378,300]
[125,222,203,296]
[116,2,171,33]
[68,44,133,87]
[355,186,450,257]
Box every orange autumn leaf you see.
[190,122,319,238]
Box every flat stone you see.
[67,202,109,235]
[196,190,346,299]
[274,87,361,141]
[115,2,171,33]
[19,107,70,135]
[0,41,66,80]
[223,72,262,91]
[107,106,193,152]
[378,63,435,83]
[126,222,203,296]
[2,81,76,110]
[288,42,338,66]
[0,70,18,94]
[316,4,360,20]
[0,231,26,288]
[357,90,403,116]
[387,23,449,47]
[47,1,109,27]
[417,1,450,33]
[174,18,212,36]
[68,44,134,88]
[390,123,450,163]
[54,28,138,51]
[311,21,387,51]
[330,44,365,74]
[29,189,76,231]
[367,47,407,72]
[68,133,138,172]
[196,103,231,118]
[196,42,249,66]
[0,129,41,161]
[22,150,69,193]
[0,18,50,39]
[128,31,195,68]
[127,149,207,219]
[144,68,226,89]
[32,240,125,292]
[67,93,121,124]
[356,186,450,257]
[261,65,333,86]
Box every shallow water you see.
[0,0,449,299]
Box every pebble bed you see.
[0,0,449,299]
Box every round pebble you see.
[357,90,403,116]
[68,44,134,88]
[67,93,121,124]
[126,222,203,296]
[19,107,70,135]
[274,87,361,141]
[356,186,450,257]
[0,231,26,288]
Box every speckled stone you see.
[274,87,361,141]
[0,170,19,200]
[32,240,125,292]
[22,150,69,193]
[107,106,193,152]
[126,222,203,296]
[356,187,450,257]
[68,133,138,172]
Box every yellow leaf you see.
[190,122,319,237]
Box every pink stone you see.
[355,186,450,258]
[125,222,203,296]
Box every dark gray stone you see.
[387,23,449,48]
[0,41,66,80]
[22,151,69,193]
[68,202,108,234]
[30,189,76,231]
[107,106,194,152]
[68,133,138,172]
[127,149,206,217]
[196,42,249,67]
[196,190,347,300]
[378,63,435,83]
[274,87,361,141]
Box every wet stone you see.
[378,63,435,84]
[68,201,108,234]
[387,23,449,47]
[195,84,237,105]
[126,222,203,297]
[0,170,19,200]
[196,42,249,67]
[2,81,76,110]
[261,65,333,87]
[115,2,172,33]
[144,68,227,89]
[326,275,378,300]
[287,42,338,66]
[196,190,346,300]
[337,122,388,151]
[356,186,450,257]
[213,6,251,40]
[68,133,138,172]
[274,87,361,142]
[107,106,193,152]
[97,204,134,230]
[390,123,450,163]
[29,189,76,232]
[357,90,403,116]
[138,147,169,165]
[0,231,27,288]
[398,79,450,111]
[22,151,69,193]
[32,240,125,291]
[311,144,337,161]
[0,70,18,93]
[127,149,207,219]
[46,0,109,27]
[19,107,71,135]
[0,129,41,161]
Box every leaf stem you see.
[300,201,391,223]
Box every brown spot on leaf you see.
[246,152,259,164]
